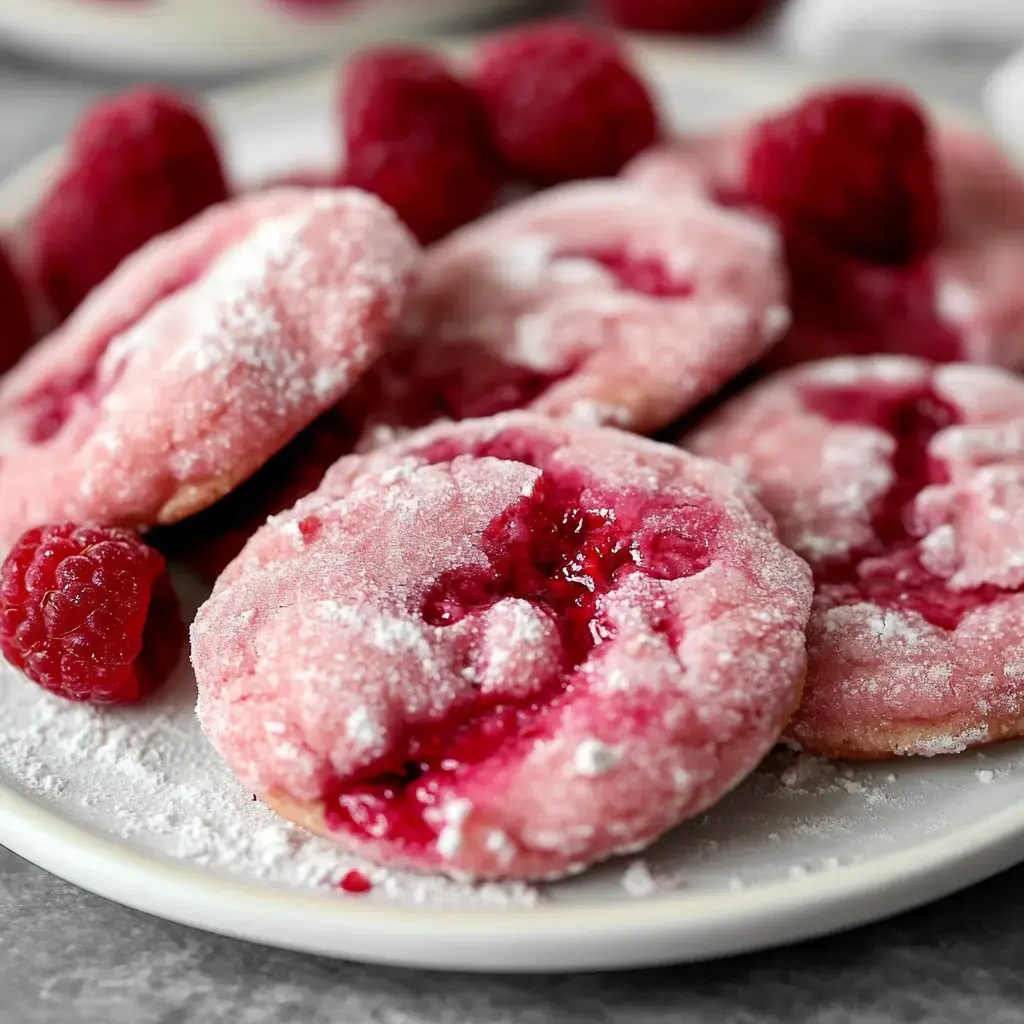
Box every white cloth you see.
[774,0,1024,63]
[985,48,1024,157]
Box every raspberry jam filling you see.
[26,365,111,444]
[337,869,373,895]
[554,246,695,299]
[19,261,209,444]
[384,246,693,428]
[803,381,1014,628]
[323,429,720,854]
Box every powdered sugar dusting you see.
[621,859,657,897]
[688,356,1024,758]
[0,188,419,548]
[358,178,787,440]
[3,641,1023,905]
[0,651,539,908]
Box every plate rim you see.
[0,1,543,77]
[5,775,1024,971]
[0,41,1013,973]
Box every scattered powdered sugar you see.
[1,626,1020,906]
[620,859,657,897]
[0,660,538,909]
[771,752,893,807]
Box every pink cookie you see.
[0,188,418,548]
[192,413,812,881]
[687,356,1024,759]
[624,126,1024,370]
[345,180,788,440]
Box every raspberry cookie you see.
[192,414,812,880]
[624,96,1024,370]
[348,180,788,441]
[687,356,1024,758]
[0,188,418,550]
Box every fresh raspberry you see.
[0,241,36,374]
[743,88,940,265]
[339,47,499,243]
[32,87,229,321]
[596,0,769,34]
[0,524,185,704]
[471,21,660,184]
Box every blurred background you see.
[1,0,1023,181]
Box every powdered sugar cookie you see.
[346,180,788,440]
[624,121,1024,370]
[687,355,1024,758]
[0,188,418,549]
[192,413,812,881]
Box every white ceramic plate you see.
[0,0,541,77]
[0,43,1020,975]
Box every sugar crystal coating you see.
[345,180,788,440]
[192,413,812,880]
[0,188,419,548]
[687,355,1024,758]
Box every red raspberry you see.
[744,88,940,265]
[32,87,229,321]
[0,524,185,704]
[596,0,769,33]
[339,47,499,243]
[471,21,660,184]
[0,241,36,374]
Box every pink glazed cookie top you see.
[687,356,1024,757]
[346,180,789,440]
[192,414,812,880]
[0,188,418,548]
